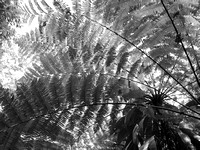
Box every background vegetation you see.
[1,0,200,149]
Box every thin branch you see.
[151,105,200,120]
[160,0,200,91]
[161,53,182,95]
[165,95,200,116]
[186,31,200,71]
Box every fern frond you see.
[56,18,68,42]
[55,129,75,145]
[81,0,93,17]
[0,130,7,145]
[40,54,57,74]
[72,0,82,17]
[143,25,174,48]
[130,21,153,40]
[133,3,163,18]
[30,115,53,136]
[3,124,24,150]
[59,51,72,72]
[106,46,116,67]
[27,68,41,77]
[32,63,45,76]
[149,46,175,59]
[45,14,58,37]
[30,30,36,42]
[0,92,22,125]
[41,0,53,12]
[93,104,109,133]
[48,76,65,109]
[82,44,93,63]
[16,83,35,120]
[29,78,50,113]
[46,54,62,73]
[0,112,9,131]
[106,78,121,99]
[93,42,103,53]
[92,74,106,104]
[68,108,82,130]
[32,42,41,53]
[80,20,92,44]
[116,52,129,74]
[33,0,48,14]
[87,24,104,47]
[102,1,124,24]
[65,74,82,107]
[64,76,74,107]
[23,118,40,134]
[93,0,109,10]
[158,57,174,70]
[57,109,71,128]
[80,72,95,105]
[23,4,33,15]
[68,46,77,61]
[78,106,96,137]
[28,0,40,15]
[109,102,121,134]
[31,139,63,150]
[128,58,142,78]
[44,114,62,136]
[177,0,199,8]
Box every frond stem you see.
[160,0,200,91]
